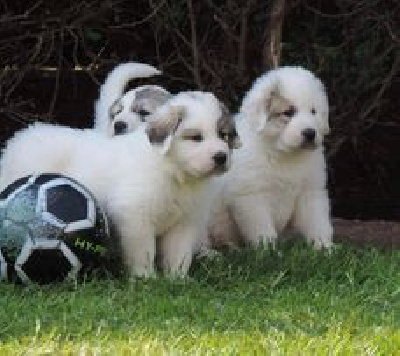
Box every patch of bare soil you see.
[333,218,400,249]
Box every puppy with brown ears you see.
[0,91,240,278]
[94,62,171,136]
[211,66,333,250]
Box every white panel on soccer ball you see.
[60,241,82,280]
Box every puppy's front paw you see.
[196,246,221,259]
[250,233,277,249]
[311,236,333,251]
[129,264,156,279]
[307,222,334,251]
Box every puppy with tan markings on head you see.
[94,62,171,136]
[211,66,333,250]
[0,91,240,278]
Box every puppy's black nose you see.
[213,152,227,166]
[114,121,127,135]
[302,128,316,142]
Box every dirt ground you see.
[333,218,400,249]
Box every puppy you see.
[94,62,171,136]
[211,66,333,249]
[0,91,240,277]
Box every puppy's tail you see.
[94,62,161,133]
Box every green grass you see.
[0,241,399,355]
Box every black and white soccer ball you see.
[0,173,114,284]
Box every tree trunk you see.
[263,0,286,69]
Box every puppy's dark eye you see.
[133,108,151,122]
[192,134,203,142]
[283,106,296,117]
[311,108,316,115]
[137,109,151,116]
[185,134,203,142]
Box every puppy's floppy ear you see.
[135,86,172,105]
[268,90,293,113]
[239,72,280,132]
[146,105,185,154]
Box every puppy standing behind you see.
[0,91,240,278]
[211,66,333,249]
[94,62,171,136]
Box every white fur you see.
[0,91,237,277]
[94,62,170,136]
[211,66,333,249]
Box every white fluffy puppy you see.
[211,66,333,249]
[0,91,240,277]
[94,62,171,136]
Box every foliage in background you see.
[0,0,399,217]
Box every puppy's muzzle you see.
[114,121,128,135]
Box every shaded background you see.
[1,0,399,220]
